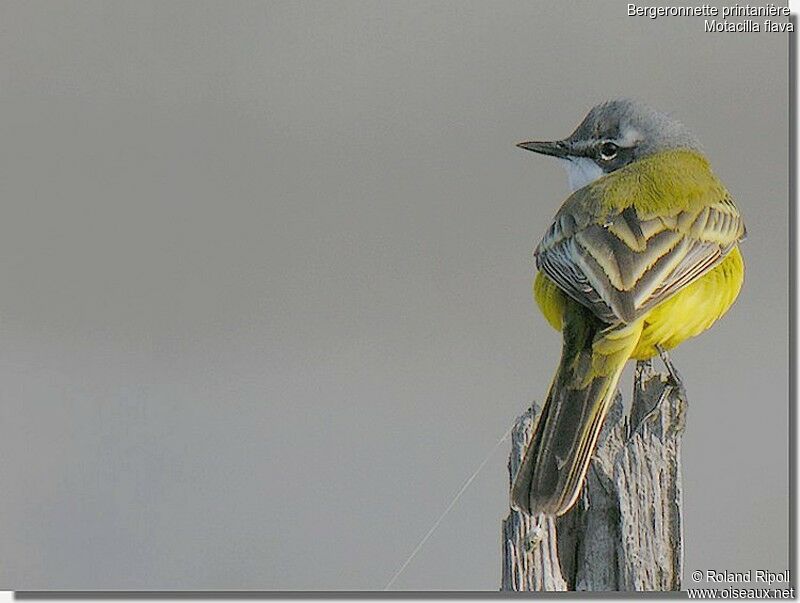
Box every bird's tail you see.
[511,303,643,516]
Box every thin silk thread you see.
[384,421,516,590]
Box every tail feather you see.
[511,304,642,516]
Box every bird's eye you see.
[599,142,619,160]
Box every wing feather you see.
[535,190,745,326]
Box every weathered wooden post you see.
[501,360,687,591]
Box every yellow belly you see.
[534,246,744,360]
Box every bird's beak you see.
[516,140,571,159]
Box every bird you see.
[510,99,746,517]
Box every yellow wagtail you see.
[511,99,745,517]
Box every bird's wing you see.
[535,193,745,325]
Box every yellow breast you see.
[533,246,744,360]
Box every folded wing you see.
[535,192,745,325]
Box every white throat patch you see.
[559,157,605,192]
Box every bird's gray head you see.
[518,99,701,192]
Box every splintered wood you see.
[501,361,686,592]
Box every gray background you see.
[0,0,788,591]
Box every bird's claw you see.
[656,344,687,399]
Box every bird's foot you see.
[635,357,656,384]
[656,344,687,399]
